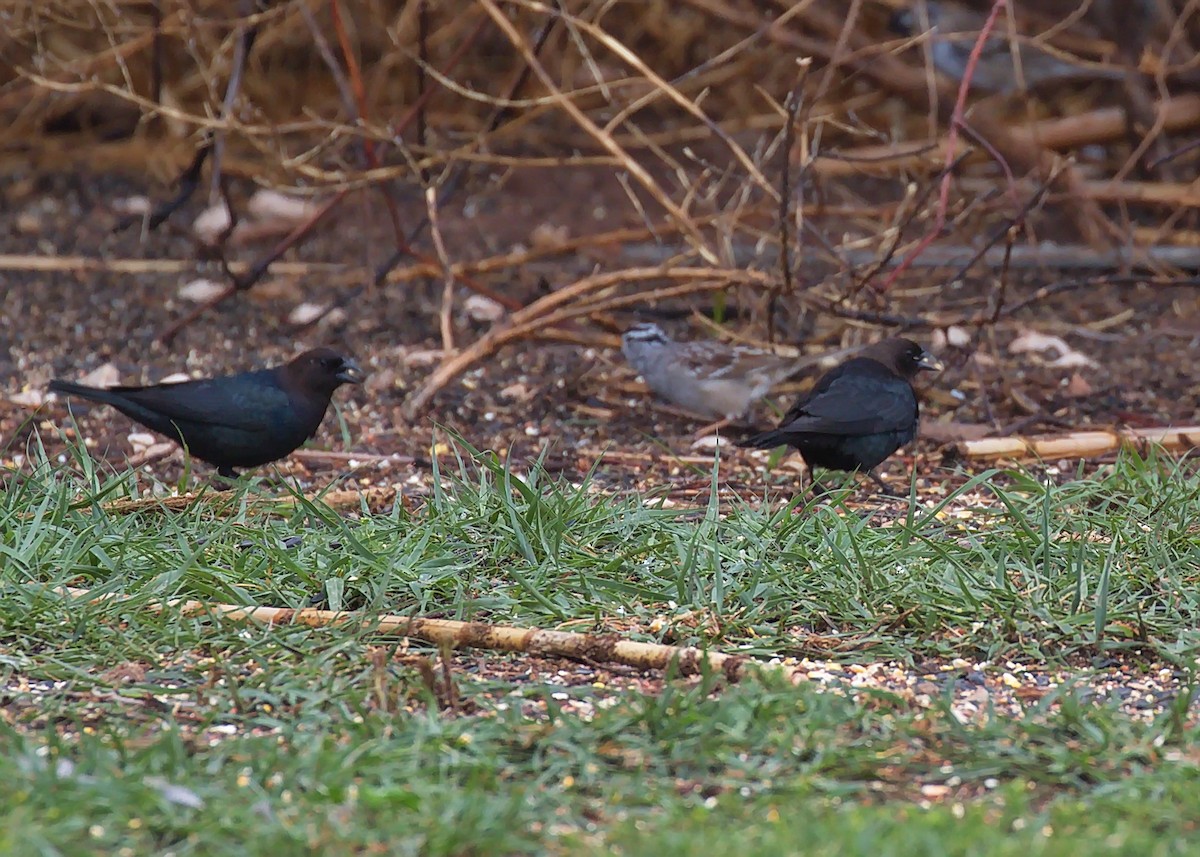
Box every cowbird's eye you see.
[320,356,341,371]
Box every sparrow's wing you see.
[675,343,793,380]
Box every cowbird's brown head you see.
[859,338,943,380]
[285,348,366,396]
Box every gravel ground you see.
[2,166,1199,713]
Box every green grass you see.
[2,442,1199,855]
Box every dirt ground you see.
[2,163,1200,716]
[2,167,1198,497]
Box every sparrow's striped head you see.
[621,323,672,348]
[621,323,676,371]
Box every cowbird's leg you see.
[868,469,905,498]
[808,472,831,499]
[209,468,238,491]
[785,468,814,513]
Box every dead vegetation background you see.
[2,0,1199,431]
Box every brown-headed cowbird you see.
[738,338,942,491]
[49,348,365,477]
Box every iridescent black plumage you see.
[739,338,942,488]
[50,348,364,476]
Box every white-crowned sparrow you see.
[890,1,1126,94]
[620,322,812,423]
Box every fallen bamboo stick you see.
[91,485,399,516]
[957,426,1200,461]
[55,586,803,683]
[623,240,1200,272]
[812,94,1200,177]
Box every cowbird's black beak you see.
[337,359,366,385]
[917,351,945,372]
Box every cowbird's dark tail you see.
[48,379,127,406]
[49,378,179,442]
[737,429,787,450]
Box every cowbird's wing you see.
[111,371,286,433]
[778,361,915,436]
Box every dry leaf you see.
[111,196,151,216]
[127,442,177,467]
[193,204,232,242]
[14,211,41,234]
[945,325,971,347]
[247,189,318,224]
[1064,373,1093,397]
[79,363,120,388]
[463,294,505,322]
[932,325,971,351]
[1047,352,1099,369]
[127,432,159,453]
[498,382,531,401]
[1009,330,1069,354]
[178,278,226,303]
[288,303,328,326]
[530,223,570,250]
[396,348,445,368]
[365,369,398,395]
[1009,330,1098,367]
[9,390,45,408]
